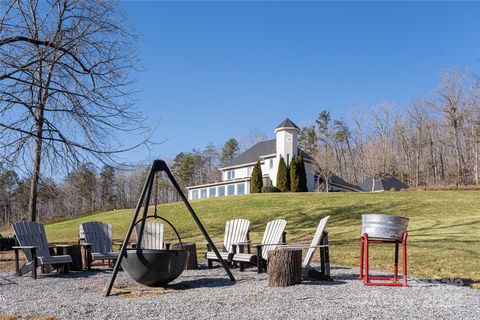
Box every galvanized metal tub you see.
[361,214,409,241]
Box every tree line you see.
[300,69,480,189]
[0,138,243,226]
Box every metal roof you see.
[358,174,409,192]
[275,118,299,130]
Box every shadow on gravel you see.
[302,279,347,286]
[0,276,17,286]
[173,277,236,289]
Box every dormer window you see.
[227,170,235,180]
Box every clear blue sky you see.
[118,0,480,164]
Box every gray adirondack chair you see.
[205,218,250,268]
[134,222,168,249]
[231,219,287,273]
[12,221,72,279]
[281,215,331,280]
[80,221,118,269]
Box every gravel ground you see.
[1,265,479,320]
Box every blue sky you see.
[118,0,480,163]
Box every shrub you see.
[250,161,263,193]
[276,156,289,192]
[261,186,281,193]
[297,154,308,192]
[290,156,300,192]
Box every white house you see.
[187,118,316,200]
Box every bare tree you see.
[0,0,151,221]
[435,70,468,185]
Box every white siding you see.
[305,161,315,191]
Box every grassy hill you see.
[44,191,480,287]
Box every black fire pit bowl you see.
[121,249,190,287]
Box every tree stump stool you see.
[63,244,83,271]
[49,245,83,272]
[268,248,302,287]
[171,242,198,270]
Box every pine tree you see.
[298,154,308,192]
[290,156,300,192]
[221,138,240,165]
[276,156,289,192]
[250,161,263,193]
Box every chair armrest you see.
[234,241,252,245]
[276,244,328,249]
[50,244,72,248]
[255,243,287,247]
[12,245,37,250]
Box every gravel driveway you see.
[1,265,479,320]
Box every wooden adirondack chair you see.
[231,219,287,273]
[205,218,250,268]
[134,222,168,249]
[80,222,118,269]
[281,215,331,280]
[12,221,73,279]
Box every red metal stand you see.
[359,232,408,286]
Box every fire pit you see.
[121,249,189,287]
[105,160,235,297]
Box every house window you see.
[218,186,225,197]
[209,187,216,197]
[227,184,235,195]
[269,159,273,169]
[247,167,251,176]
[192,190,199,200]
[227,170,235,180]
[237,183,245,195]
[200,189,207,199]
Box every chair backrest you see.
[260,219,287,260]
[81,221,113,254]
[12,221,51,261]
[303,215,331,267]
[223,219,250,253]
[135,222,164,249]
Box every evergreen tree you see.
[276,156,289,192]
[298,154,308,192]
[221,138,240,165]
[99,165,116,210]
[250,161,263,193]
[290,156,300,192]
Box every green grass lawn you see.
[43,191,480,288]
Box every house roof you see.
[222,139,276,168]
[329,174,363,192]
[275,118,299,130]
[358,173,409,192]
[222,139,312,169]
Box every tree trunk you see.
[268,248,302,287]
[29,106,45,222]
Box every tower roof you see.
[275,118,299,130]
